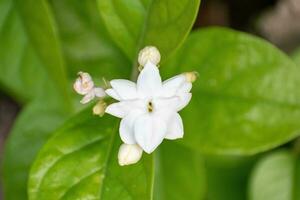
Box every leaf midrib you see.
[98,121,119,199]
[129,0,154,80]
[59,167,103,199]
[32,134,110,198]
[15,0,72,112]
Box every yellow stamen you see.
[147,101,153,112]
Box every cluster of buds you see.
[73,46,198,166]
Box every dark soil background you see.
[1,0,300,199]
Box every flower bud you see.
[118,144,143,166]
[93,100,107,116]
[138,46,161,66]
[184,71,198,83]
[73,72,94,95]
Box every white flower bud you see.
[73,72,94,95]
[118,144,143,166]
[184,71,198,83]
[138,46,161,66]
[93,100,107,116]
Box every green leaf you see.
[97,0,201,61]
[50,0,132,81]
[0,1,72,198]
[205,155,257,200]
[154,141,206,200]
[0,0,48,102]
[49,0,133,110]
[164,27,300,155]
[0,1,131,198]
[14,0,71,110]
[3,102,68,200]
[248,150,300,200]
[28,108,154,200]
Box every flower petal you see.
[105,100,145,118]
[137,62,162,97]
[165,113,184,140]
[176,93,192,111]
[105,102,130,118]
[94,87,106,97]
[162,74,186,97]
[110,79,138,100]
[73,72,94,95]
[153,97,181,112]
[105,88,121,100]
[119,110,143,144]
[80,91,95,104]
[134,113,167,153]
[178,82,192,94]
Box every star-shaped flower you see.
[73,46,196,165]
[105,58,195,154]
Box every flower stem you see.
[130,62,139,81]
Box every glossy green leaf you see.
[0,1,130,198]
[97,0,200,61]
[154,141,206,200]
[0,0,72,199]
[15,0,71,110]
[50,0,131,81]
[248,150,300,200]
[3,102,68,200]
[28,108,153,200]
[164,27,300,155]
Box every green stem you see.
[130,62,139,81]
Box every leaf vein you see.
[58,167,103,200]
[34,135,109,195]
[98,122,119,199]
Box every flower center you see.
[147,101,153,113]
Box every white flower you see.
[138,46,161,66]
[118,143,143,166]
[73,72,106,104]
[105,61,194,154]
